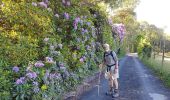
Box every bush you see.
[0,0,114,99]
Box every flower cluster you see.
[34,61,45,67]
[12,66,19,72]
[62,0,71,6]
[15,77,25,85]
[73,17,80,30]
[81,28,88,35]
[64,12,69,19]
[26,72,37,79]
[32,1,50,11]
[79,56,86,63]
[45,57,55,64]
[112,23,126,42]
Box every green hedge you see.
[0,1,114,99]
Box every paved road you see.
[79,54,170,100]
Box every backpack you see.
[104,51,116,67]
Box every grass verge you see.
[140,56,170,88]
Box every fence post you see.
[162,36,165,67]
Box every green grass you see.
[141,55,170,88]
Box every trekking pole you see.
[98,70,101,96]
[97,64,102,96]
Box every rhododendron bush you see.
[0,0,114,99]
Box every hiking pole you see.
[96,64,102,96]
[98,70,101,96]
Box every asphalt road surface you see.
[79,54,170,100]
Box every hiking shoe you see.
[112,92,119,98]
[106,87,113,96]
[112,89,119,98]
[105,91,112,95]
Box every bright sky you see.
[135,0,170,35]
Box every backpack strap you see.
[110,51,116,63]
[103,52,106,62]
[104,51,117,65]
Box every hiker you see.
[99,43,119,98]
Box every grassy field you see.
[152,55,170,74]
[141,55,170,87]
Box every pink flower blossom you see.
[39,2,47,8]
[66,1,71,6]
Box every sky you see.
[135,0,170,35]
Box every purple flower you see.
[84,29,88,33]
[12,66,19,72]
[86,45,91,51]
[39,2,47,8]
[112,24,125,42]
[33,81,39,86]
[62,0,71,6]
[62,0,66,4]
[46,57,53,62]
[64,12,69,19]
[44,0,49,4]
[26,72,37,79]
[34,61,44,67]
[73,24,77,30]
[46,72,61,81]
[73,17,80,30]
[33,87,40,93]
[49,73,56,79]
[32,2,37,6]
[81,28,88,34]
[15,77,25,85]
[79,57,85,62]
[81,28,85,35]
[75,17,80,23]
[66,1,71,6]
[86,22,91,26]
[45,57,54,64]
